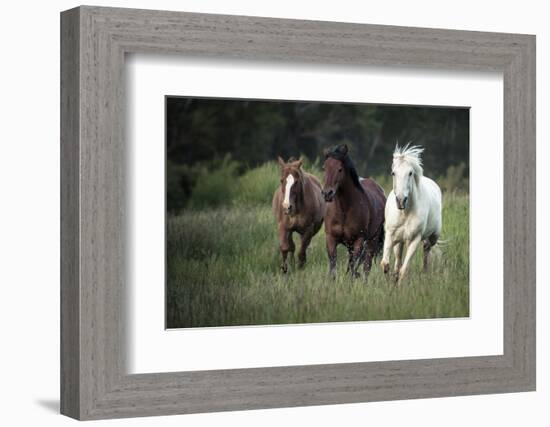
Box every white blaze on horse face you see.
[282,174,295,209]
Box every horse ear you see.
[337,144,348,155]
[293,158,303,169]
[323,148,330,158]
[277,156,286,169]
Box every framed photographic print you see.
[163,97,471,329]
[61,5,536,420]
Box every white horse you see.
[380,145,442,284]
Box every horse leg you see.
[298,228,314,269]
[288,232,296,269]
[380,230,394,275]
[279,227,295,274]
[326,234,338,278]
[398,235,422,285]
[363,240,378,281]
[350,238,365,278]
[346,246,354,273]
[423,233,438,271]
[422,241,431,271]
[393,242,404,273]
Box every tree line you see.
[166,97,469,212]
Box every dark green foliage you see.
[166,98,469,212]
[187,155,240,209]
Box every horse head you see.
[392,144,424,210]
[322,144,364,202]
[278,156,304,215]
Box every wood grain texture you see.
[60,5,536,420]
[60,7,80,419]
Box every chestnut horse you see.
[272,157,325,273]
[322,144,386,279]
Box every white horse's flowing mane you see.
[392,144,424,178]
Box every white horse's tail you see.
[429,237,451,261]
[435,237,451,247]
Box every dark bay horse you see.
[272,157,325,273]
[322,144,386,279]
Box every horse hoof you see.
[381,262,390,274]
[281,265,288,274]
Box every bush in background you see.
[187,155,240,210]
[176,157,468,212]
[233,161,280,207]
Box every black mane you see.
[325,145,364,193]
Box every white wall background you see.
[0,0,546,425]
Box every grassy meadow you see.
[166,159,469,328]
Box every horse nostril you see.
[396,196,405,209]
[403,196,408,205]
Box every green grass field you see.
[166,163,469,328]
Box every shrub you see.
[187,155,240,209]
[166,161,201,214]
[234,161,280,207]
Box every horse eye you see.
[338,168,343,172]
[409,171,413,176]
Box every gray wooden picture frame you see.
[60,5,536,420]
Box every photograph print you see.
[166,97,470,329]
